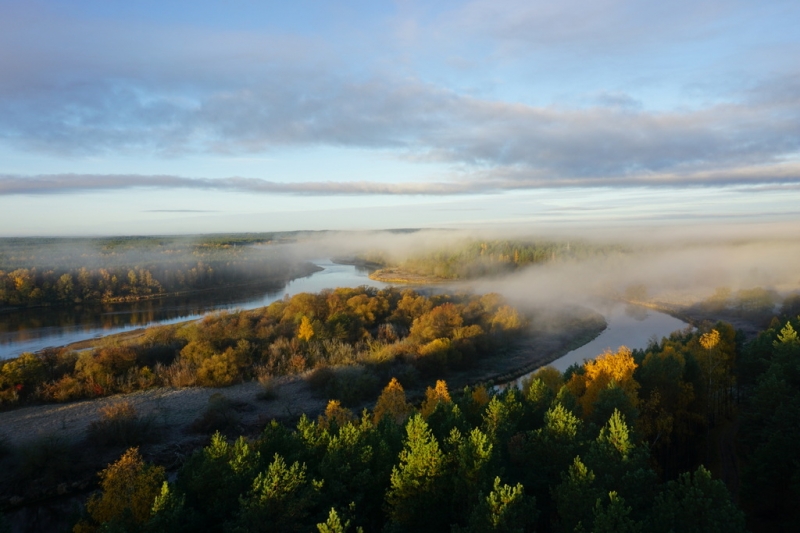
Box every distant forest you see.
[0,234,312,308]
[363,239,626,280]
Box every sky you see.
[1,0,799,236]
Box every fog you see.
[286,223,800,313]
[3,223,798,314]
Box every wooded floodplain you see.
[0,287,523,407]
[54,310,800,533]
[0,234,315,308]
[1,302,798,531]
[2,231,799,532]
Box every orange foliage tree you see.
[566,347,640,419]
[421,380,453,418]
[74,447,165,533]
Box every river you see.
[549,303,689,372]
[0,261,690,366]
[505,302,691,389]
[0,260,388,360]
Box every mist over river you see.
[1,260,689,367]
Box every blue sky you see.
[1,0,799,235]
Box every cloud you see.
[142,209,219,213]
[3,74,800,183]
[3,161,800,197]
[447,0,731,50]
[1,2,799,190]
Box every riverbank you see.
[368,267,450,284]
[0,262,322,313]
[0,305,606,442]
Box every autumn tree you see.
[565,347,640,419]
[298,316,315,342]
[373,378,413,425]
[74,447,165,533]
[318,400,356,429]
[421,380,453,418]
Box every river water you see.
[0,260,387,360]
[0,260,690,367]
[504,303,691,389]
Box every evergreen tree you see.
[649,466,745,533]
[385,415,446,531]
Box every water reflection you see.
[0,260,387,359]
[624,304,650,321]
[505,304,691,390]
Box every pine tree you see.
[386,415,446,531]
[649,466,745,533]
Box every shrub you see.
[255,367,277,401]
[40,374,87,402]
[14,434,81,485]
[190,394,242,434]
[87,401,158,447]
[157,358,197,388]
[306,366,335,392]
[0,433,10,460]
[323,365,380,407]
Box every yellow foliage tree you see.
[566,347,640,418]
[74,447,165,532]
[524,366,563,396]
[491,305,523,332]
[421,380,452,418]
[471,385,491,407]
[318,399,356,429]
[297,316,315,342]
[374,378,413,425]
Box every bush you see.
[323,365,380,407]
[87,401,158,447]
[157,359,197,388]
[14,434,82,485]
[190,394,243,434]
[256,367,277,401]
[0,433,10,460]
[305,366,335,392]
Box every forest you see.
[363,240,626,280]
[0,287,524,407]
[0,234,314,308]
[1,293,798,532]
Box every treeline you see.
[72,335,747,532]
[695,287,798,328]
[365,239,625,280]
[0,239,314,307]
[0,260,312,307]
[736,313,800,530]
[0,234,311,308]
[0,287,524,407]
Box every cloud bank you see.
[3,159,800,197]
[1,1,799,194]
